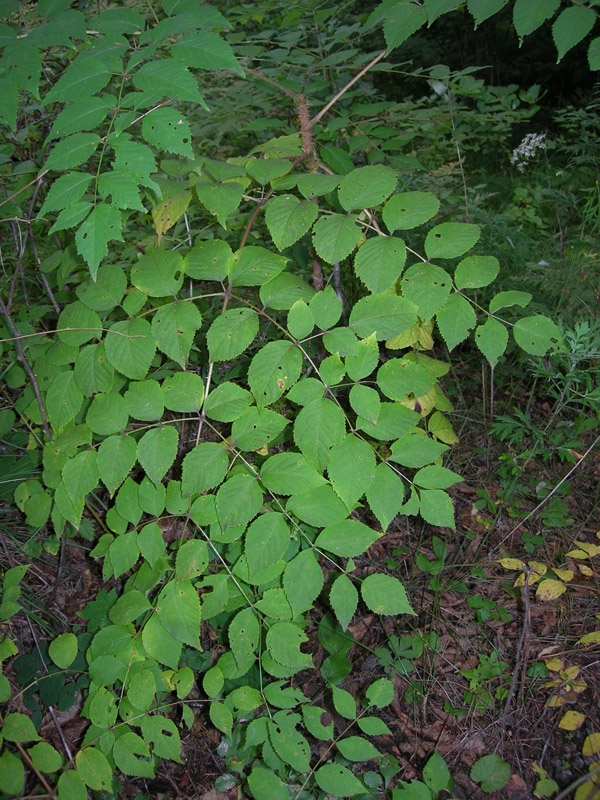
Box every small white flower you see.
[510,133,548,172]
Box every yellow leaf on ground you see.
[577,631,600,646]
[566,549,589,560]
[536,578,566,601]
[545,657,564,672]
[552,567,574,581]
[559,710,586,731]
[579,565,594,576]
[498,557,524,570]
[549,695,568,707]
[583,734,600,757]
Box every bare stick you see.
[309,50,386,129]
[501,563,531,721]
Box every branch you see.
[309,50,386,129]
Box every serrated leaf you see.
[75,747,113,792]
[293,397,346,472]
[283,548,323,616]
[3,712,41,743]
[287,299,314,339]
[247,158,292,185]
[265,194,318,251]
[228,246,288,287]
[171,29,242,74]
[46,371,83,431]
[366,462,404,531]
[260,452,327,496]
[419,488,455,529]
[389,433,448,468]
[162,372,204,412]
[310,285,342,330]
[195,178,243,228]
[337,735,381,761]
[133,57,206,106]
[470,754,510,792]
[157,579,201,648]
[141,107,194,159]
[203,381,252,421]
[229,606,259,667]
[513,315,562,356]
[57,300,102,347]
[414,465,461,489]
[210,701,232,737]
[207,308,258,361]
[349,384,380,425]
[137,425,178,483]
[105,318,156,380]
[455,255,499,289]
[266,622,313,671]
[216,474,262,531]
[338,165,397,211]
[327,433,376,508]
[152,190,191,239]
[75,203,123,280]
[48,95,112,141]
[112,731,153,778]
[425,0,462,24]
[231,406,289,450]
[44,133,101,172]
[260,272,314,310]
[62,449,99,504]
[248,340,302,409]
[354,235,406,293]
[39,172,92,216]
[184,238,233,281]
[48,202,92,235]
[383,190,440,232]
[377,356,434,400]
[513,0,560,39]
[425,222,480,260]
[366,677,394,708]
[27,742,63,774]
[467,0,509,27]
[123,379,164,421]
[383,3,427,50]
[349,293,417,340]
[296,173,341,198]
[77,263,127,313]
[151,300,202,366]
[44,56,111,105]
[315,519,379,557]
[330,574,358,631]
[181,442,228,497]
[142,613,181,669]
[436,293,476,350]
[475,317,508,367]
[361,573,415,615]
[588,36,600,70]
[315,764,365,796]
[312,213,361,264]
[245,513,290,576]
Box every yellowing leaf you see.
[583,734,600,757]
[152,190,191,244]
[559,711,586,731]
[566,549,591,560]
[545,657,564,672]
[579,565,594,576]
[549,695,568,707]
[498,557,524,571]
[536,578,567,601]
[577,631,600,646]
[571,541,600,558]
[553,567,574,582]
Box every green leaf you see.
[354,235,406,293]
[195,178,243,228]
[287,299,314,339]
[361,573,415,615]
[383,190,439,232]
[131,250,184,297]
[105,318,156,380]
[108,530,140,574]
[365,677,395,708]
[204,381,252,421]
[0,751,24,796]
[48,95,112,141]
[3,712,41,742]
[44,56,111,105]
[315,764,365,796]
[312,213,361,263]
[229,606,260,669]
[296,173,341,198]
[248,766,288,800]
[228,246,288,287]
[489,290,531,313]
[248,340,302,409]
[436,293,476,350]
[287,485,349,527]
[377,357,435,401]
[332,686,356,718]
[77,263,126,312]
[162,372,205,412]
[75,203,123,279]
[98,435,137,495]
[210,701,233,737]
[265,194,318,251]
[182,442,228,496]
[414,465,461,489]
[419,488,455,529]
[425,222,480,260]
[513,315,562,356]
[327,434,376,508]
[231,407,290,450]
[268,716,311,772]
[75,747,113,792]
[349,384,380,425]
[455,255,499,289]
[310,285,342,330]
[123,379,164,421]
[315,519,379,558]
[86,392,128,435]
[46,370,83,431]
[157,579,201,648]
[337,735,381,761]
[57,769,86,800]
[588,36,600,70]
[389,433,448,468]
[142,612,181,669]
[423,751,453,794]
[470,754,510,792]
[330,574,358,631]
[44,133,101,172]
[138,522,166,567]
[137,426,178,483]
[48,202,92,235]
[108,589,151,625]
[513,0,560,39]
[366,462,404,532]
[151,300,202,366]
[383,3,427,50]
[141,106,194,159]
[293,397,346,471]
[172,29,242,73]
[358,716,392,736]
[349,293,417,340]
[266,622,313,671]
[260,452,327,496]
[247,158,293,185]
[283,548,324,616]
[62,450,98,504]
[27,742,63,773]
[207,308,258,361]
[216,474,263,531]
[302,705,334,740]
[425,0,462,23]
[338,165,397,211]
[475,317,508,367]
[57,300,102,347]
[468,0,509,27]
[152,190,191,237]
[1,40,41,96]
[133,57,205,106]
[403,262,453,321]
[346,332,379,381]
[112,731,153,778]
[39,172,92,216]
[245,513,290,576]
[260,272,315,310]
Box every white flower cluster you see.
[510,132,547,172]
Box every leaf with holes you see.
[141,107,194,159]
[266,622,313,671]
[425,222,480,260]
[248,340,302,409]
[513,315,562,356]
[207,308,259,362]
[315,764,366,797]
[229,607,260,668]
[383,190,440,232]
[151,301,202,366]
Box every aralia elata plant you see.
[1,0,595,797]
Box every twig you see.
[501,563,531,722]
[0,170,48,210]
[0,295,52,441]
[14,741,58,798]
[309,50,386,129]
[239,194,271,249]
